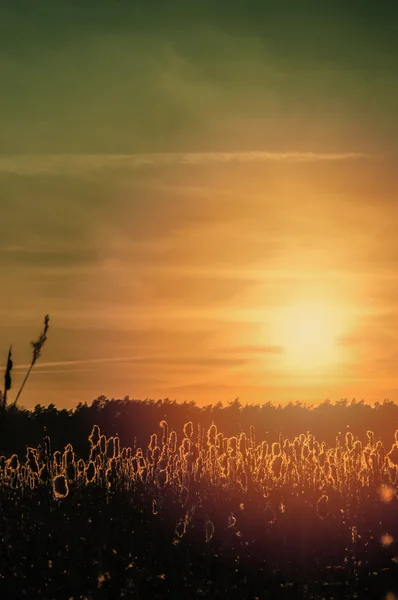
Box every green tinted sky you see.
[1,1,398,408]
[1,0,397,153]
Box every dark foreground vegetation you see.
[2,395,398,457]
[2,399,398,598]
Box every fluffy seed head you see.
[89,425,101,447]
[53,475,69,499]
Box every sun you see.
[269,301,346,372]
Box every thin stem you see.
[0,346,12,428]
[11,361,34,410]
[10,315,50,411]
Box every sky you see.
[1,0,398,409]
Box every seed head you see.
[53,475,69,499]
[183,421,193,439]
[89,425,101,447]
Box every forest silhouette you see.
[1,395,398,457]
[2,395,398,598]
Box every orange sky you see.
[2,2,398,408]
[2,153,398,408]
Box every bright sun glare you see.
[269,302,347,372]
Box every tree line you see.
[1,395,398,457]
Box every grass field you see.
[1,421,398,599]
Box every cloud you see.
[10,355,249,372]
[0,248,101,269]
[0,151,370,176]
[0,172,113,274]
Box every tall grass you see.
[1,420,397,541]
[2,419,398,597]
[0,315,50,429]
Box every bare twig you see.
[10,315,50,410]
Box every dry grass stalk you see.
[0,316,50,430]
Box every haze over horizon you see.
[1,1,398,409]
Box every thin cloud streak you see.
[10,355,248,371]
[10,356,152,370]
[0,151,371,175]
[14,368,97,375]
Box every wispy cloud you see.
[17,368,97,375]
[10,357,146,370]
[10,355,249,371]
[0,151,370,176]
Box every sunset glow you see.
[3,3,398,599]
[1,1,398,409]
[269,302,348,372]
